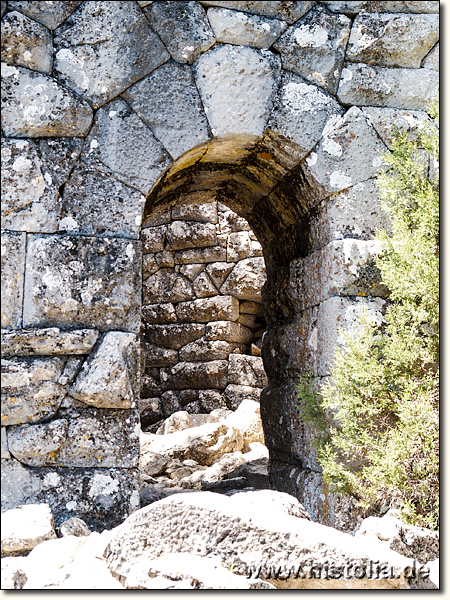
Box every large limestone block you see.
[1,357,65,426]
[207,7,287,49]
[141,303,177,325]
[226,231,256,262]
[1,231,26,330]
[225,384,261,409]
[1,64,93,137]
[176,296,239,322]
[337,63,439,110]
[165,221,217,251]
[273,6,351,95]
[145,1,215,65]
[1,138,59,232]
[23,235,141,332]
[145,323,205,350]
[8,419,68,466]
[192,271,218,298]
[141,225,166,254]
[228,354,267,388]
[70,332,138,409]
[200,1,314,24]
[142,342,178,368]
[225,399,264,445]
[1,459,140,531]
[1,11,53,73]
[268,71,345,157]
[346,13,439,69]
[174,246,227,264]
[306,106,388,195]
[322,1,439,15]
[143,269,194,304]
[160,360,228,390]
[1,328,99,357]
[361,107,432,150]
[122,61,210,160]
[172,200,218,223]
[53,0,169,108]
[104,491,432,589]
[179,339,238,362]
[1,504,57,557]
[81,99,171,197]
[205,320,253,344]
[60,162,146,238]
[37,137,83,189]
[7,1,83,30]
[194,44,281,137]
[422,43,438,70]
[220,257,266,301]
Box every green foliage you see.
[297,96,439,529]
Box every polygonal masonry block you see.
[199,1,314,24]
[1,328,99,357]
[422,43,439,70]
[141,303,178,325]
[160,360,228,390]
[194,44,281,137]
[1,11,53,74]
[165,221,217,251]
[361,107,432,150]
[179,339,242,362]
[53,0,169,108]
[8,1,83,30]
[228,354,267,388]
[322,1,439,15]
[176,296,239,323]
[143,269,195,304]
[144,323,205,350]
[220,257,266,301]
[1,231,26,330]
[23,235,141,333]
[171,201,218,224]
[1,64,93,137]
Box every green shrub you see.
[298,97,439,529]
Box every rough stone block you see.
[178,264,205,281]
[23,235,141,333]
[337,63,439,111]
[200,1,314,24]
[175,246,227,264]
[1,328,98,357]
[8,1,83,30]
[143,269,194,304]
[218,210,251,234]
[81,99,171,197]
[141,368,162,398]
[165,221,217,251]
[194,44,281,137]
[1,458,140,531]
[122,61,210,160]
[1,504,57,557]
[228,354,267,388]
[60,162,146,239]
[141,303,177,324]
[322,1,439,15]
[145,1,215,65]
[422,43,439,70]
[179,339,239,362]
[1,64,93,137]
[53,0,169,108]
[176,296,239,323]
[140,397,164,428]
[141,225,166,253]
[1,356,65,426]
[273,6,351,95]
[172,201,218,223]
[198,389,227,412]
[141,343,178,368]
[220,257,266,301]
[1,231,26,330]
[239,300,263,315]
[205,262,235,288]
[70,332,139,409]
[207,7,287,49]
[346,13,439,69]
[205,320,253,344]
[268,71,345,157]
[37,138,83,190]
[306,107,388,195]
[144,323,205,350]
[361,107,432,150]
[1,427,11,459]
[225,384,262,410]
[160,360,228,390]
[226,231,253,262]
[192,271,218,298]
[1,11,53,74]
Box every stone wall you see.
[140,200,268,431]
[1,0,438,530]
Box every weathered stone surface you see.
[142,342,178,368]
[165,221,217,251]
[207,7,287,49]
[198,390,227,412]
[1,427,11,459]
[122,61,210,160]
[337,63,439,110]
[1,231,26,329]
[205,262,235,288]
[362,107,431,149]
[81,99,171,197]
[161,360,228,390]
[268,71,345,156]
[141,303,177,325]
[322,1,439,15]
[205,320,253,344]
[1,357,65,426]
[1,328,99,357]
[60,162,146,238]
[200,1,314,24]
[104,491,430,589]
[8,407,139,468]
[220,257,266,301]
[1,138,60,232]
[179,339,238,362]
[1,504,57,557]
[239,300,263,315]
[1,459,140,531]
[155,411,193,435]
[273,6,351,94]
[226,231,253,262]
[23,235,141,332]
[139,397,164,428]
[218,209,251,234]
[346,13,439,69]
[228,354,267,388]
[225,384,261,409]
[422,43,438,70]
[225,399,264,445]
[1,64,93,137]
[306,107,388,195]
[193,271,218,298]
[70,332,138,409]
[1,557,28,589]
[172,200,218,223]
[176,296,239,322]
[141,225,166,254]
[37,138,83,189]
[179,264,205,281]
[145,1,215,65]
[1,11,53,73]
[59,517,91,538]
[143,269,194,304]
[310,177,392,251]
[175,245,227,264]
[195,44,281,137]
[53,0,169,108]
[8,1,83,30]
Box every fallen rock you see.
[140,484,160,507]
[59,518,91,538]
[1,504,57,557]
[225,398,265,445]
